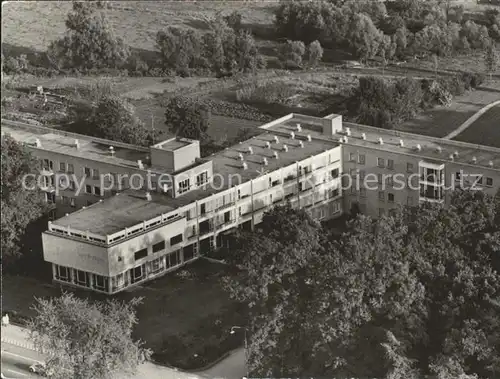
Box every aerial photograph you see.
[1,0,499,378]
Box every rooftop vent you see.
[290,131,295,139]
[273,151,279,159]
[416,144,422,152]
[242,161,248,170]
[472,156,477,164]
[266,141,271,149]
[399,139,404,147]
[238,153,244,161]
[74,139,80,149]
[449,154,454,161]
[339,137,344,143]
[378,138,384,145]
[145,192,152,201]
[137,160,144,169]
[453,151,459,158]
[343,136,348,143]
[436,146,442,153]
[248,146,254,155]
[162,184,168,193]
[262,157,268,166]
[361,133,366,140]
[296,123,302,132]
[34,138,42,148]
[307,134,312,142]
[345,127,352,136]
[489,161,494,167]
[299,141,304,148]
[283,144,289,152]
[274,135,279,144]
[109,146,115,156]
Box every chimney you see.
[299,141,304,148]
[436,146,442,153]
[248,146,253,154]
[238,153,244,161]
[262,157,268,166]
[345,127,351,136]
[74,139,80,149]
[416,144,422,151]
[273,151,279,159]
[109,146,115,156]
[489,161,494,167]
[453,151,459,157]
[343,136,348,143]
[472,156,477,164]
[290,131,295,139]
[361,133,366,140]
[399,139,404,147]
[296,123,302,132]
[283,144,288,152]
[265,141,271,149]
[378,138,384,145]
[242,161,248,170]
[307,134,312,142]
[34,138,42,147]
[145,192,152,201]
[137,160,144,169]
[274,135,279,144]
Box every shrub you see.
[235,81,294,105]
[278,40,306,69]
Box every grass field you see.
[2,258,246,370]
[2,1,276,53]
[453,103,500,147]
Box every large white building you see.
[2,114,499,294]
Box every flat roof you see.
[1,120,155,172]
[154,138,191,151]
[53,193,176,235]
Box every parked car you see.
[29,362,53,377]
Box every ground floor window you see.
[131,265,144,284]
[150,257,165,274]
[55,265,70,282]
[94,275,108,291]
[75,270,88,286]
[166,250,181,269]
[184,244,196,262]
[112,273,125,291]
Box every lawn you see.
[2,258,247,370]
[453,103,500,148]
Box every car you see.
[29,362,51,377]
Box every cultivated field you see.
[453,103,500,147]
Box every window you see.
[150,257,164,273]
[388,193,395,203]
[84,167,91,177]
[331,168,339,179]
[200,203,206,215]
[59,176,68,188]
[152,241,165,253]
[56,265,70,281]
[379,208,385,217]
[67,163,74,174]
[46,192,56,203]
[70,198,76,207]
[196,171,208,187]
[360,188,366,197]
[59,162,66,172]
[167,250,181,268]
[379,191,385,201]
[170,234,183,246]
[76,270,87,286]
[184,245,195,262]
[407,163,414,173]
[179,179,190,194]
[387,159,394,170]
[62,196,69,205]
[331,188,339,198]
[132,266,143,283]
[377,158,385,168]
[299,182,304,192]
[358,154,366,164]
[486,177,493,187]
[477,175,483,185]
[237,189,241,199]
[92,169,99,179]
[407,196,413,206]
[349,168,357,177]
[349,152,356,162]
[378,173,383,184]
[359,170,365,181]
[85,185,92,194]
[455,172,461,181]
[93,186,101,196]
[94,275,108,291]
[239,207,242,216]
[387,176,394,187]
[42,159,53,170]
[68,180,76,191]
[224,211,231,223]
[134,248,148,261]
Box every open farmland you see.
[453,103,500,148]
[1,1,276,52]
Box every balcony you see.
[283,174,297,183]
[215,201,235,212]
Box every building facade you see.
[2,113,499,294]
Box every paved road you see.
[197,348,246,379]
[1,342,43,378]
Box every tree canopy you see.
[224,190,500,378]
[164,96,210,140]
[28,293,151,379]
[1,135,46,264]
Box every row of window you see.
[455,172,494,187]
[178,171,210,194]
[133,235,183,261]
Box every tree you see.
[307,40,323,67]
[278,40,306,69]
[485,42,498,80]
[47,2,130,70]
[1,135,46,265]
[223,10,243,31]
[346,13,384,62]
[71,94,156,147]
[28,293,151,379]
[164,96,210,140]
[224,191,500,378]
